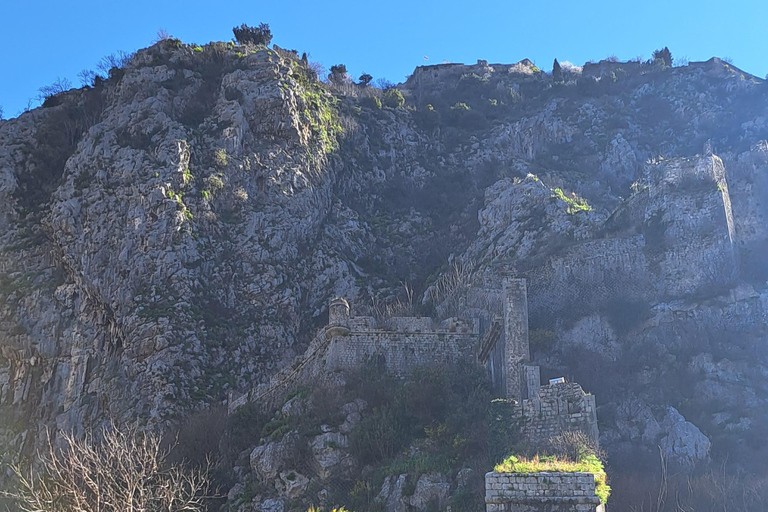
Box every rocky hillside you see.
[1,38,767,509]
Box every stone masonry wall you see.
[324,329,477,377]
[486,472,603,512]
[503,279,530,401]
[517,383,599,446]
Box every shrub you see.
[329,64,349,84]
[551,188,593,214]
[37,77,72,105]
[358,73,373,86]
[382,88,405,108]
[5,423,209,511]
[214,148,228,167]
[651,47,672,68]
[96,50,134,77]
[232,23,273,46]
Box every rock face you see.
[250,430,301,482]
[1,40,767,499]
[659,407,711,467]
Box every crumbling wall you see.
[485,472,603,512]
[325,328,477,377]
[517,383,599,446]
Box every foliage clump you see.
[382,88,405,108]
[233,23,273,46]
[651,47,673,68]
[552,187,593,214]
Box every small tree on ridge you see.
[233,23,273,46]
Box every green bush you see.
[233,23,273,46]
[382,88,405,108]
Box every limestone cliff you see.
[1,39,767,507]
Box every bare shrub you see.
[96,50,134,76]
[369,283,417,321]
[546,430,605,462]
[308,60,327,82]
[4,423,209,512]
[154,28,173,43]
[77,69,96,87]
[426,260,474,319]
[37,77,72,103]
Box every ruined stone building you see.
[232,277,605,511]
[323,277,598,448]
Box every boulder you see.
[249,430,301,482]
[310,431,349,479]
[660,407,711,467]
[409,472,450,511]
[276,470,310,499]
[376,474,408,512]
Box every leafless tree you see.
[96,50,134,76]
[154,28,173,43]
[37,77,72,102]
[77,69,96,87]
[4,422,209,512]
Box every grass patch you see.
[495,453,610,504]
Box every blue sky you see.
[1,0,766,117]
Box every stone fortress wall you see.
[516,380,599,447]
[485,472,604,512]
[324,296,479,376]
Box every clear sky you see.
[1,0,766,118]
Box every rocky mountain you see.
[1,38,767,509]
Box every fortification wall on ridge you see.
[485,472,603,512]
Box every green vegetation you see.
[214,148,228,167]
[232,23,273,46]
[552,188,593,214]
[297,80,342,153]
[495,453,610,504]
[382,88,405,108]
